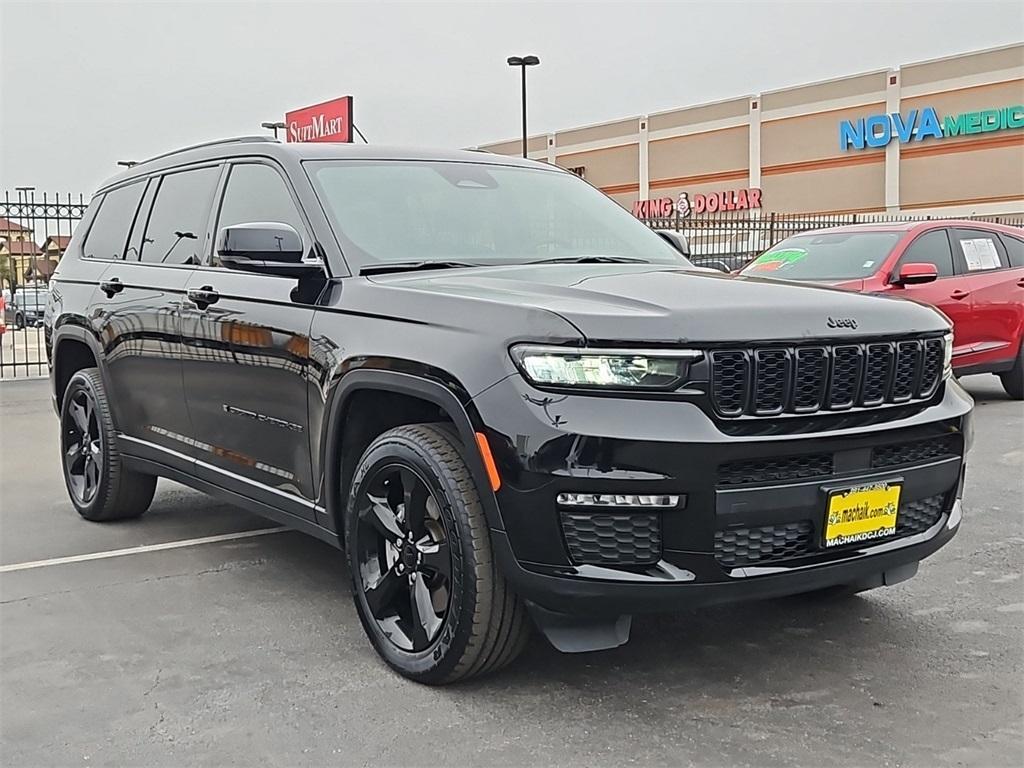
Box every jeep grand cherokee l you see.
[46,137,972,683]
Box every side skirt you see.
[122,454,343,550]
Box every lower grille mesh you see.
[713,493,948,568]
[560,511,662,566]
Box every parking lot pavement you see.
[1,377,1021,767]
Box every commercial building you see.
[478,44,1024,218]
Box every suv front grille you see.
[560,511,662,566]
[872,435,960,469]
[709,337,944,417]
[718,453,834,486]
[713,493,948,568]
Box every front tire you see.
[60,368,156,521]
[345,424,529,684]
[998,344,1024,400]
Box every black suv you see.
[46,137,972,683]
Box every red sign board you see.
[285,96,353,143]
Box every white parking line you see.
[0,527,289,574]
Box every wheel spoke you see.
[84,456,99,498]
[417,540,451,581]
[400,468,428,538]
[363,563,404,619]
[69,399,89,433]
[364,494,404,542]
[84,395,96,437]
[408,575,442,648]
[65,442,81,468]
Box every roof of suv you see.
[792,219,1023,237]
[100,136,544,191]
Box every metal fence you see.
[640,210,1024,271]
[1,191,88,378]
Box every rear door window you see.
[895,229,955,277]
[82,181,146,260]
[139,166,221,265]
[951,229,1009,273]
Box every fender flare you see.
[50,320,108,406]
[320,368,506,536]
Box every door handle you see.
[99,278,124,298]
[1016,278,1024,288]
[186,285,220,309]
[949,289,970,300]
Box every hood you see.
[366,263,948,343]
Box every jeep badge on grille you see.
[827,316,858,329]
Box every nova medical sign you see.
[286,96,353,143]
[839,105,1024,150]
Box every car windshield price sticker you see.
[960,238,1001,271]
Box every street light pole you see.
[261,121,287,140]
[507,55,540,158]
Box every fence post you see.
[768,212,776,247]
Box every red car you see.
[740,220,1024,399]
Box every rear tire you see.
[59,368,156,521]
[345,424,529,684]
[998,344,1024,400]
[14,312,24,330]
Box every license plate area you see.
[823,480,902,548]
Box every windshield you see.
[741,231,902,281]
[306,160,689,268]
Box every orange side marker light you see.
[474,431,502,492]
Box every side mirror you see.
[699,259,732,274]
[654,229,690,257]
[892,262,939,286]
[217,222,323,278]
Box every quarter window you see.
[897,230,954,278]
[139,167,220,264]
[83,181,146,260]
[999,233,1024,268]
[952,229,1008,273]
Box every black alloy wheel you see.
[62,387,102,505]
[345,424,530,684]
[59,367,156,521]
[355,464,453,652]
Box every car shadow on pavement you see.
[259,529,929,697]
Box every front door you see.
[180,161,322,518]
[888,228,974,360]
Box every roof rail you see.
[134,136,279,166]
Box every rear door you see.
[949,227,1021,369]
[887,228,974,356]
[180,160,322,519]
[86,172,212,466]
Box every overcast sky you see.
[1,1,1022,193]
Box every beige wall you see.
[761,71,886,112]
[647,98,748,133]
[648,126,748,180]
[901,45,1024,89]
[555,144,639,189]
[761,103,886,166]
[761,161,886,213]
[900,142,1024,209]
[900,79,1024,149]
[557,117,638,147]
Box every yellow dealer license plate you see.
[824,481,901,548]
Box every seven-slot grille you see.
[709,337,945,417]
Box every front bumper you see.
[471,375,972,615]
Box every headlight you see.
[510,345,701,390]
[943,332,953,379]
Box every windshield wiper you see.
[528,255,650,265]
[359,260,479,276]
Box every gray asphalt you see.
[1,376,1022,767]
